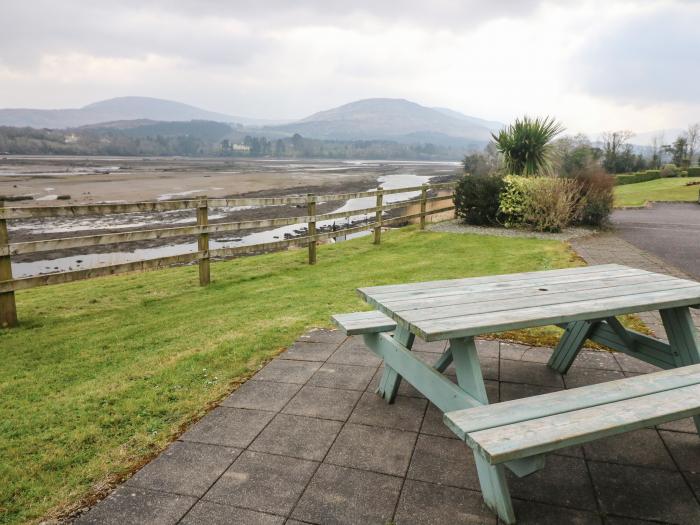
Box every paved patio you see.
[75,328,700,525]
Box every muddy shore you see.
[2,157,459,267]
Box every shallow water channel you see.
[11,173,432,277]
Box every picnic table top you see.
[358,264,700,341]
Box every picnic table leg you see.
[474,452,516,524]
[548,320,598,374]
[376,325,415,403]
[449,337,488,404]
[449,337,517,521]
[659,306,700,433]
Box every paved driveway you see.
[612,202,700,281]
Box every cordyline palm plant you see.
[492,116,565,176]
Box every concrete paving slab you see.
[582,428,676,470]
[292,463,402,525]
[249,413,342,461]
[348,392,427,432]
[126,441,241,497]
[589,461,700,524]
[220,380,301,412]
[180,407,274,448]
[307,362,376,391]
[74,486,196,525]
[204,451,317,516]
[407,434,480,490]
[180,500,285,525]
[326,423,417,477]
[251,359,322,384]
[281,341,338,362]
[282,385,362,421]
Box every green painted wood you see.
[450,337,489,404]
[362,332,483,413]
[432,348,453,373]
[588,321,675,370]
[376,269,655,310]
[443,363,700,439]
[660,307,700,433]
[358,264,625,297]
[548,320,598,373]
[331,311,396,335]
[506,455,546,478]
[398,280,699,326]
[464,383,700,464]
[411,285,700,341]
[605,316,637,351]
[375,325,414,403]
[473,452,516,524]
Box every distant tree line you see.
[0,124,467,160]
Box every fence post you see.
[197,196,210,286]
[420,184,428,230]
[0,200,18,328]
[373,186,384,245]
[307,194,317,265]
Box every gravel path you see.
[427,219,595,241]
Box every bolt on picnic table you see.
[332,264,700,524]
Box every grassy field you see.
[614,176,700,207]
[0,227,580,523]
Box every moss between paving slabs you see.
[0,225,635,524]
[614,176,700,207]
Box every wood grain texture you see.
[331,311,397,335]
[465,383,700,464]
[444,362,700,440]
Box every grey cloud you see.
[0,0,544,69]
[573,3,700,104]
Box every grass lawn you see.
[614,177,700,207]
[0,226,582,523]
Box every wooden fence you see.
[0,182,457,327]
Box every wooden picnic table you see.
[335,263,700,523]
[351,264,700,415]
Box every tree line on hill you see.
[0,121,466,160]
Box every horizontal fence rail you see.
[0,182,457,327]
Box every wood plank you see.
[376,269,655,309]
[465,383,700,464]
[395,279,699,325]
[0,199,200,219]
[412,285,700,341]
[332,311,396,335]
[443,363,700,440]
[0,252,200,292]
[588,321,676,369]
[362,332,483,413]
[359,264,625,297]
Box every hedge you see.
[615,170,661,185]
[687,166,700,177]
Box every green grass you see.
[0,227,579,523]
[614,177,700,207]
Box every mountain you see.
[431,107,503,132]
[268,98,502,146]
[0,96,284,129]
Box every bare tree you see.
[650,132,664,169]
[601,130,634,173]
[687,123,699,166]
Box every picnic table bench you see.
[332,264,700,524]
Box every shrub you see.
[453,174,505,225]
[568,167,614,227]
[498,175,530,227]
[661,164,680,177]
[687,166,700,177]
[499,175,581,232]
[614,170,661,185]
[680,170,688,177]
[491,116,565,176]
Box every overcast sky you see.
[1,0,698,134]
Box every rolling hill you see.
[0,96,282,129]
[268,98,502,146]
